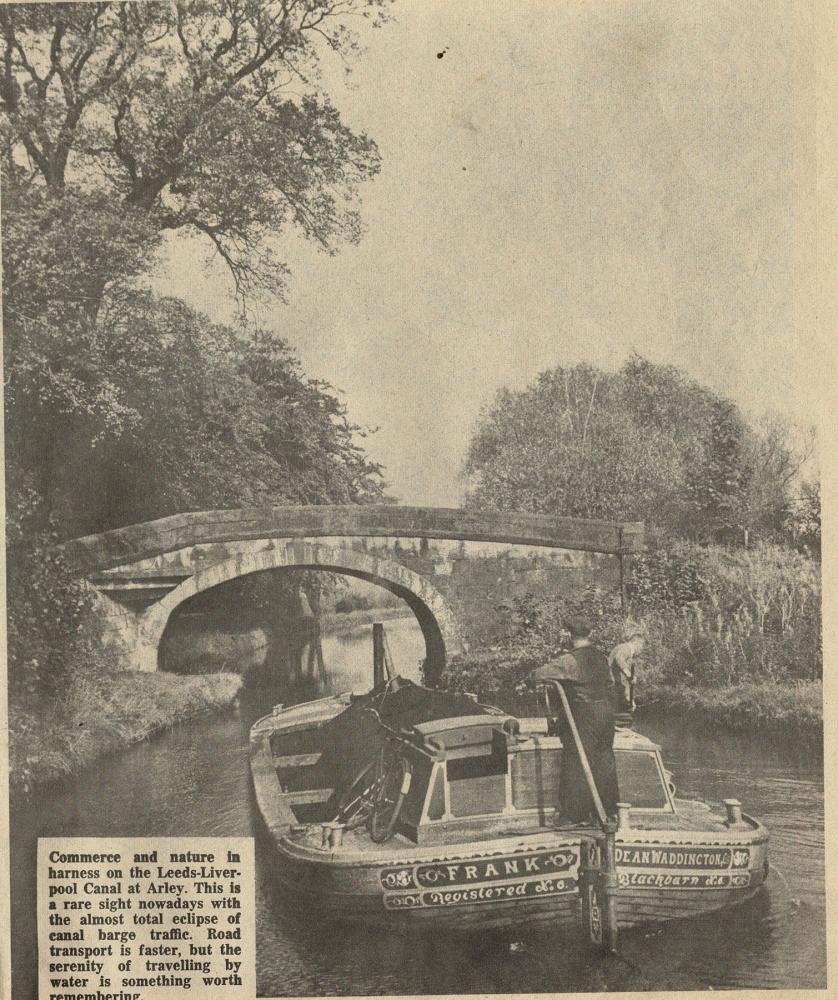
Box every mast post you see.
[373,622,386,687]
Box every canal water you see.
[10,616,826,996]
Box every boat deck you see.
[259,700,762,850]
[283,797,750,860]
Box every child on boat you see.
[608,632,645,713]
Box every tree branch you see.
[112,98,138,185]
[211,5,242,63]
[0,28,52,181]
[192,219,251,304]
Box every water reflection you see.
[9,617,826,996]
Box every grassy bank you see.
[437,541,822,739]
[9,669,242,795]
[638,678,823,741]
[320,605,412,636]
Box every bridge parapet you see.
[62,505,644,575]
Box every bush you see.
[444,541,821,716]
[5,485,101,702]
[629,546,706,610]
[641,543,821,686]
[334,593,374,613]
[437,584,628,699]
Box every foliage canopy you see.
[463,354,813,545]
[6,287,387,539]
[2,0,391,539]
[1,0,388,304]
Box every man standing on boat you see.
[525,616,619,828]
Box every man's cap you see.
[563,615,593,638]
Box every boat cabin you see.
[384,714,674,845]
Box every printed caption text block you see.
[39,837,255,1000]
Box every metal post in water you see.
[373,622,385,688]
[602,819,620,954]
[723,798,744,827]
[616,802,632,832]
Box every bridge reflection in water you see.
[268,615,425,699]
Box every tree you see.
[7,290,386,538]
[1,1,392,535]
[463,355,808,544]
[785,478,821,557]
[743,416,815,541]
[0,0,388,307]
[684,398,751,542]
[463,358,710,528]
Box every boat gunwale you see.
[252,694,667,753]
[271,815,770,868]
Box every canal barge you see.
[250,677,769,937]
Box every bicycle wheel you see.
[334,760,382,829]
[368,752,412,844]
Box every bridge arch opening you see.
[138,541,463,685]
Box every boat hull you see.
[264,829,768,933]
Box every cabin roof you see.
[515,717,661,751]
[408,712,661,754]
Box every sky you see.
[155,0,818,506]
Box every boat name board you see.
[619,870,751,889]
[615,846,750,869]
[384,875,575,910]
[380,847,578,891]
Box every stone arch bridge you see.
[61,506,644,683]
